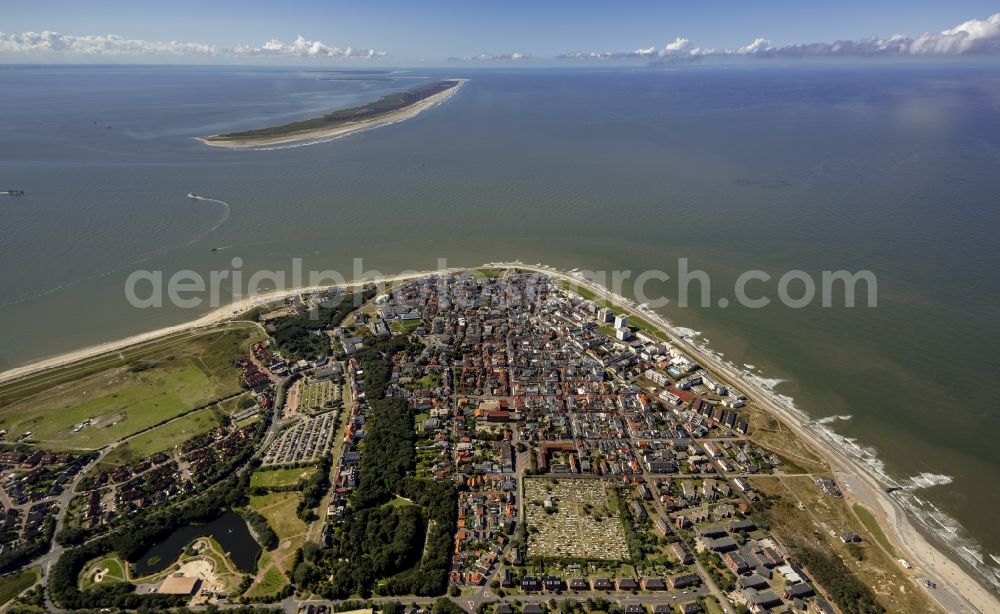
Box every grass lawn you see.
[557,279,604,304]
[0,567,39,607]
[100,406,221,466]
[853,503,898,557]
[202,537,237,573]
[390,319,422,335]
[78,554,126,590]
[747,407,824,467]
[699,596,725,614]
[274,534,305,574]
[557,280,668,341]
[250,492,307,539]
[382,495,417,509]
[247,565,287,598]
[0,324,261,451]
[250,466,317,489]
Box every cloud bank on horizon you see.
[0,31,385,59]
[1,13,999,63]
[560,12,1000,62]
[447,52,531,62]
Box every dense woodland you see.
[270,290,374,360]
[300,336,456,598]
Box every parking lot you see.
[262,413,337,466]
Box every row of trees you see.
[297,453,332,521]
[243,509,279,550]
[794,546,885,614]
[301,334,454,598]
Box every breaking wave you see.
[905,472,955,489]
[639,305,1000,594]
[815,414,853,424]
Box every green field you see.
[381,496,417,509]
[390,319,422,335]
[0,324,262,451]
[78,554,126,590]
[853,503,897,557]
[0,568,39,607]
[250,466,318,489]
[250,492,307,539]
[246,563,288,598]
[100,406,222,466]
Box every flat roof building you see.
[158,575,201,595]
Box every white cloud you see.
[0,31,385,59]
[0,31,218,56]
[907,13,1000,55]
[737,37,772,55]
[662,37,690,54]
[559,38,713,62]
[560,12,1000,62]
[234,36,385,58]
[448,52,531,62]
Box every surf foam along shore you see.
[197,78,466,149]
[501,261,1000,612]
[1,261,997,611]
[668,324,1000,596]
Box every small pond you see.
[132,511,260,575]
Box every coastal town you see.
[0,268,969,614]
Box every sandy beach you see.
[504,262,999,614]
[197,79,466,149]
[0,261,995,613]
[0,266,462,386]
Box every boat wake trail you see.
[185,193,232,244]
[0,193,234,309]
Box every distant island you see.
[198,79,466,148]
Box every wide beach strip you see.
[198,79,465,148]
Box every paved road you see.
[284,588,710,614]
[25,447,113,612]
[489,261,995,614]
[642,467,733,613]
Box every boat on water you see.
[187,192,199,199]
[2,190,25,196]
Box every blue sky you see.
[3,0,1000,64]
